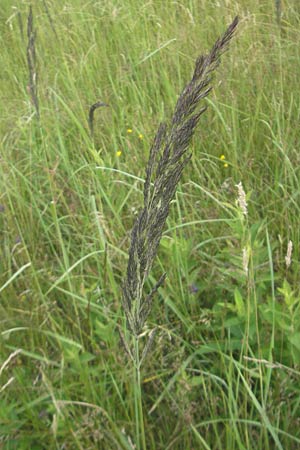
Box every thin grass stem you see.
[133,336,146,450]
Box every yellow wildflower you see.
[116,150,122,157]
[220,154,226,160]
[224,163,228,168]
[127,128,133,134]
[138,133,143,140]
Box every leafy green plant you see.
[260,279,300,365]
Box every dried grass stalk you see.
[27,6,39,120]
[42,0,58,39]
[122,17,239,337]
[275,0,282,26]
[88,101,109,138]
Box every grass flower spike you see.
[236,181,248,217]
[285,240,293,269]
[122,16,239,338]
[120,23,238,446]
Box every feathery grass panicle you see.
[122,17,239,337]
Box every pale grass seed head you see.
[235,181,248,216]
[242,247,249,275]
[285,240,293,269]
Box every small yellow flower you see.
[116,150,122,157]
[224,163,229,168]
[127,128,133,134]
[220,154,226,160]
[138,133,143,140]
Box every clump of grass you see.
[121,16,239,450]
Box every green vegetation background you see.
[1,1,300,449]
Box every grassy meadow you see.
[1,1,300,449]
